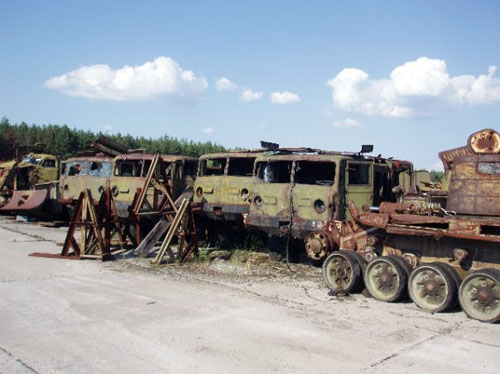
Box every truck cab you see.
[110,153,198,217]
[244,151,413,259]
[193,152,260,220]
[59,156,114,204]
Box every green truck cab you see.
[243,150,413,260]
[110,153,198,217]
[14,153,59,189]
[59,156,114,205]
[193,152,260,220]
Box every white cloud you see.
[202,127,214,134]
[270,91,301,104]
[240,89,263,102]
[45,56,208,101]
[327,57,500,118]
[332,118,360,128]
[215,77,237,92]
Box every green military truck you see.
[243,149,414,262]
[193,151,262,220]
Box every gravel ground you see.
[0,216,499,374]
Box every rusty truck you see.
[242,148,415,262]
[321,128,500,323]
[0,152,60,213]
[111,153,198,217]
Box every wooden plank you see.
[134,216,171,257]
[153,198,189,264]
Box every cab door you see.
[291,160,336,230]
[249,160,293,233]
[342,160,373,220]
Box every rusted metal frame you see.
[385,223,500,243]
[60,191,85,257]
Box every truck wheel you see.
[364,256,408,302]
[322,250,364,293]
[408,262,457,312]
[459,268,500,323]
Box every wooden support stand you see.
[59,188,125,260]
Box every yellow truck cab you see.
[14,153,59,189]
[110,153,198,217]
[193,152,261,220]
[59,155,114,204]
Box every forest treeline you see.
[0,118,227,161]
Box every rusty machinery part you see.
[304,231,334,261]
[379,201,454,217]
[322,250,366,293]
[363,256,410,302]
[459,268,500,323]
[467,128,500,154]
[408,262,460,313]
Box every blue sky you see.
[1,1,499,169]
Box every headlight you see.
[314,199,326,214]
[254,195,263,206]
[196,187,203,197]
[241,188,249,201]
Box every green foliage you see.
[430,170,444,183]
[0,117,226,160]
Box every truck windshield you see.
[199,158,226,176]
[22,156,42,165]
[294,161,335,186]
[89,161,112,177]
[66,161,88,176]
[227,157,255,177]
[256,161,292,183]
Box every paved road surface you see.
[0,217,499,373]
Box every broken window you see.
[200,158,227,176]
[227,157,255,177]
[42,159,56,168]
[256,161,292,183]
[88,161,112,177]
[184,161,198,176]
[478,162,500,175]
[141,160,152,177]
[348,163,370,185]
[66,161,88,176]
[22,156,41,165]
[114,160,141,177]
[294,161,335,186]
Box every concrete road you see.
[0,217,499,374]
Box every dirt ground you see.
[0,216,499,374]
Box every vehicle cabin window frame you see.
[114,160,142,177]
[294,161,336,186]
[477,162,500,175]
[199,158,227,176]
[66,161,88,176]
[256,160,293,184]
[347,162,371,185]
[227,157,256,177]
[41,159,56,168]
[88,161,112,178]
[184,161,198,177]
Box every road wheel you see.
[409,262,457,312]
[322,250,364,293]
[364,256,408,302]
[459,268,500,323]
